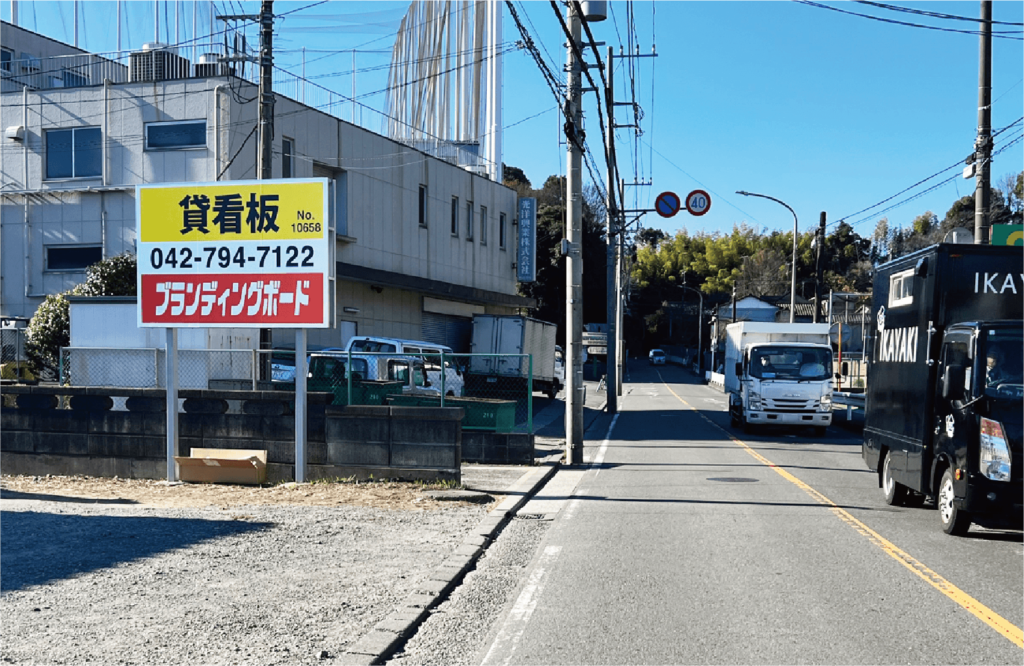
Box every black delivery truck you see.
[862,242,1023,535]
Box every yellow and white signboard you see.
[136,179,332,327]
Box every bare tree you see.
[736,248,788,298]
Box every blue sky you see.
[5,1,1022,242]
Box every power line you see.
[794,1,1024,39]
[852,1,1024,27]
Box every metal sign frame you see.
[136,178,333,329]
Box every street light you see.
[736,191,799,323]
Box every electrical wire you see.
[852,1,1024,27]
[794,1,1024,40]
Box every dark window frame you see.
[144,119,207,151]
[282,137,294,178]
[1,47,14,73]
[499,212,507,250]
[418,185,428,227]
[466,201,474,241]
[45,245,102,272]
[451,196,459,236]
[44,126,102,180]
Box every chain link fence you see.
[60,347,261,389]
[56,348,545,433]
[2,327,31,380]
[278,351,540,433]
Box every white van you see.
[344,336,465,396]
[309,353,439,397]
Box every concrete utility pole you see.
[974,0,992,245]
[258,0,275,181]
[616,177,625,398]
[564,3,584,463]
[605,45,618,415]
[258,0,275,379]
[815,212,825,324]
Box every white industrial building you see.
[0,20,531,352]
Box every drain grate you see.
[515,513,549,520]
[706,477,760,483]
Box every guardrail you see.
[833,391,865,419]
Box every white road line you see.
[481,545,563,666]
[565,411,619,520]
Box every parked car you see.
[311,352,440,397]
[649,349,666,366]
[344,336,464,396]
[271,345,337,383]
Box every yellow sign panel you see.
[138,179,327,242]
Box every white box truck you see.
[725,322,834,435]
[468,315,563,398]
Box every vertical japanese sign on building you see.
[137,178,333,328]
[517,197,537,283]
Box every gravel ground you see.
[386,516,552,666]
[1,499,491,665]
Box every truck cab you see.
[724,322,834,435]
[862,243,1023,535]
[927,322,1022,533]
[728,342,834,434]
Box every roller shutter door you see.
[421,312,472,352]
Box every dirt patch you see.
[0,474,492,511]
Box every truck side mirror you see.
[942,365,966,400]
[841,362,849,376]
[735,362,743,376]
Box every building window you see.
[419,185,428,227]
[888,269,914,308]
[145,120,206,150]
[45,127,101,180]
[480,206,487,245]
[46,245,102,272]
[466,201,474,240]
[451,196,459,236]
[499,212,507,249]
[282,138,294,177]
[1,47,13,73]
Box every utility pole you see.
[258,0,275,378]
[974,0,992,245]
[258,0,275,181]
[616,177,625,398]
[815,212,825,324]
[605,45,618,415]
[564,3,584,463]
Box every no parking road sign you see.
[655,191,681,218]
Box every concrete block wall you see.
[1,386,463,483]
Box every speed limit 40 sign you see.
[685,190,712,216]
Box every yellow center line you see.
[657,373,1024,649]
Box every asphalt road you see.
[473,361,1023,665]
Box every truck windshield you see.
[750,347,832,381]
[980,328,1023,400]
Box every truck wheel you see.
[882,451,907,506]
[938,468,971,536]
[741,416,754,435]
[729,410,739,428]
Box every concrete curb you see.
[340,451,563,665]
